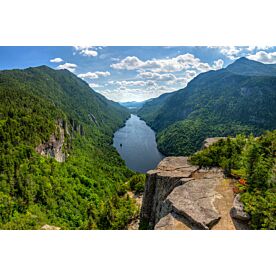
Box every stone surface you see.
[230,194,251,221]
[154,212,204,230]
[140,157,198,229]
[41,224,61,230]
[140,155,247,230]
[36,119,66,162]
[202,137,226,149]
[162,178,222,229]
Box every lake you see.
[113,114,164,173]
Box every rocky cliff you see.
[140,156,249,230]
[35,118,85,163]
[35,119,66,162]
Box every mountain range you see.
[138,57,276,155]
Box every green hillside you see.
[138,58,276,156]
[0,66,140,229]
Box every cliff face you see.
[35,119,67,162]
[140,156,249,230]
[35,119,86,163]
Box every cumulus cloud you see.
[50,57,63,63]
[109,80,157,87]
[209,46,275,60]
[74,46,98,57]
[111,54,223,73]
[89,83,102,88]
[137,72,177,82]
[247,51,276,64]
[99,84,174,102]
[57,63,77,72]
[78,71,111,79]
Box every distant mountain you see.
[119,100,147,109]
[226,57,276,76]
[0,66,139,229]
[138,58,276,156]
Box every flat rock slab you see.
[164,178,222,229]
[152,156,199,178]
[155,212,204,230]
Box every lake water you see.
[113,114,164,173]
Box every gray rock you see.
[230,194,250,221]
[140,157,198,229]
[41,224,61,230]
[202,137,226,149]
[35,120,66,162]
[161,179,221,229]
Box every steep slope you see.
[0,66,139,229]
[138,58,276,156]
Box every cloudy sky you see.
[1,46,276,102]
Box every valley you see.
[0,55,275,230]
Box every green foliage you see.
[128,174,146,194]
[0,66,139,230]
[190,130,276,229]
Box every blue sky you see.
[1,46,276,102]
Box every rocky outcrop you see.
[140,156,248,230]
[202,137,226,149]
[35,119,66,162]
[41,224,61,230]
[230,194,250,221]
[140,157,199,229]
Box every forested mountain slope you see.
[0,66,140,229]
[138,58,276,155]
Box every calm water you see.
[113,114,164,173]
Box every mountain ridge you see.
[0,65,143,230]
[138,58,276,156]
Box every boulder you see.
[161,179,222,229]
[202,137,226,149]
[230,194,250,221]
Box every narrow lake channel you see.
[113,114,164,173]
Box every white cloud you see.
[111,54,223,73]
[99,84,174,102]
[245,46,273,52]
[89,83,102,88]
[109,79,157,87]
[74,46,98,57]
[213,59,224,69]
[247,51,276,64]
[57,63,77,72]
[137,72,177,81]
[50,57,63,63]
[209,46,275,60]
[78,71,111,79]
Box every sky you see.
[1,46,276,102]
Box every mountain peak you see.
[226,56,276,76]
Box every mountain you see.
[138,58,276,156]
[119,100,147,109]
[0,66,141,229]
[135,92,174,125]
[226,57,276,76]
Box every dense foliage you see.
[190,131,276,229]
[0,66,141,229]
[128,174,146,194]
[138,58,276,156]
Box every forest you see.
[138,57,276,156]
[0,65,144,229]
